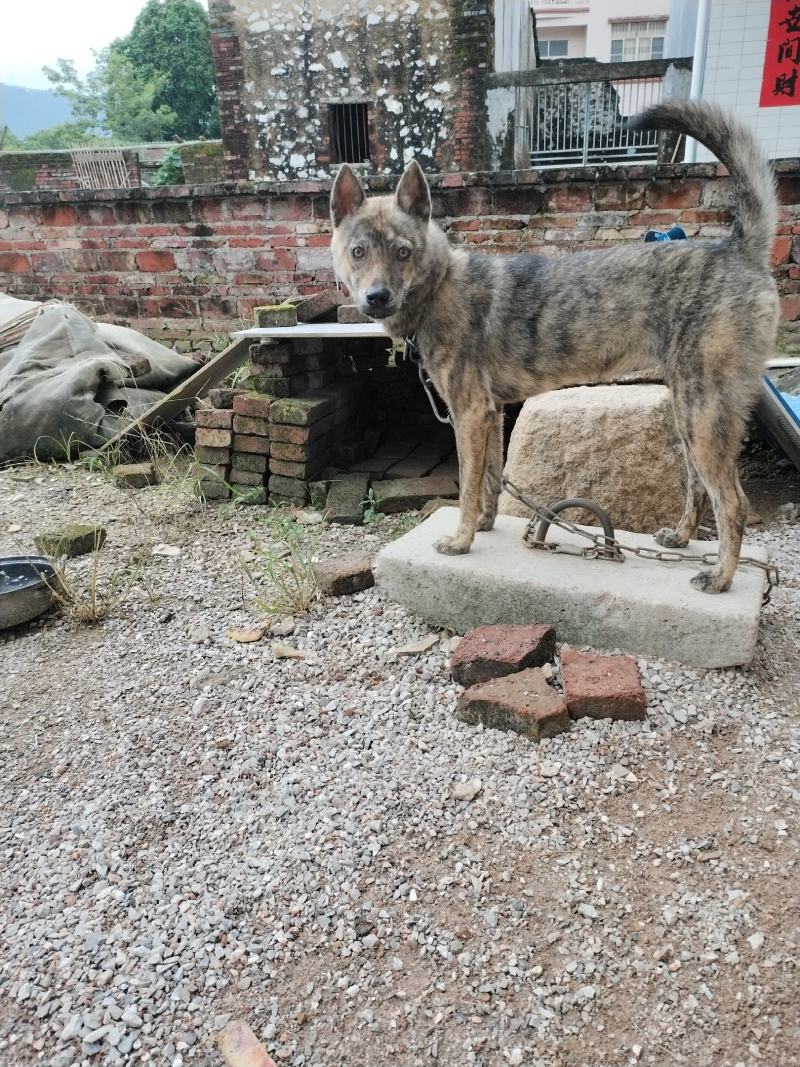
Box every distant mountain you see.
[0,84,73,138]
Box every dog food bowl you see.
[0,555,63,631]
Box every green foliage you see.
[34,0,218,147]
[115,0,220,139]
[150,145,184,186]
[43,52,176,143]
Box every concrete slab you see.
[374,509,769,669]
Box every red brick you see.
[313,553,374,596]
[293,288,344,322]
[646,181,702,209]
[136,250,176,272]
[268,416,332,445]
[196,445,231,465]
[0,253,32,273]
[451,624,556,688]
[543,187,592,213]
[232,414,270,436]
[594,183,646,211]
[233,392,274,418]
[231,451,267,473]
[456,669,571,742]
[41,205,78,227]
[232,434,271,455]
[560,649,646,721]
[773,235,792,266]
[229,467,265,486]
[781,295,800,320]
[195,408,234,430]
[195,427,233,448]
[269,456,326,479]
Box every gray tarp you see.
[0,295,198,462]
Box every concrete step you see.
[375,509,769,669]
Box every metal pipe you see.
[685,0,710,163]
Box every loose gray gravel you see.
[0,463,798,1067]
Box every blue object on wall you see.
[643,225,688,242]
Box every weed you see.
[238,507,320,617]
[363,486,383,525]
[34,531,153,627]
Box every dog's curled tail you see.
[631,100,777,270]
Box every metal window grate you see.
[71,146,133,190]
[329,103,370,164]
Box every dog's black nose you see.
[366,286,391,309]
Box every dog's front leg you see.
[435,406,492,555]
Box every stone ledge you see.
[5,159,798,207]
[375,509,769,669]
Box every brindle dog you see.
[329,102,779,593]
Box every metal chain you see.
[502,477,780,604]
[402,347,779,605]
[403,335,454,426]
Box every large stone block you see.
[375,509,769,669]
[500,385,685,534]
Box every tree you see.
[43,52,177,143]
[114,0,220,139]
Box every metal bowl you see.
[0,555,64,631]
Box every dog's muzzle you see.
[363,286,394,318]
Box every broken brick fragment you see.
[456,668,571,742]
[451,623,556,687]
[560,649,646,721]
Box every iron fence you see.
[527,75,664,168]
[490,58,693,169]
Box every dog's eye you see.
[351,245,365,260]
[397,246,411,260]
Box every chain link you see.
[502,477,779,604]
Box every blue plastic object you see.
[644,225,688,243]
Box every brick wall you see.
[2,160,799,350]
[0,150,143,193]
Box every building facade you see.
[531,0,671,63]
[675,0,800,162]
[208,0,494,181]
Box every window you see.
[610,19,667,62]
[539,39,569,59]
[329,103,371,164]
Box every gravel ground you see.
[0,462,798,1067]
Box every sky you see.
[0,0,208,90]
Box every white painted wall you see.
[695,0,800,162]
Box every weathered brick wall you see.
[208,0,494,180]
[0,150,142,193]
[1,160,799,350]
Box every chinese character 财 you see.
[774,67,799,96]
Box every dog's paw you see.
[690,569,729,594]
[654,526,689,549]
[435,535,472,555]
[476,513,496,532]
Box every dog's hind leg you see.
[683,411,748,594]
[477,409,504,531]
[435,405,494,555]
[654,441,708,548]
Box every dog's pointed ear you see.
[395,160,431,223]
[330,164,365,227]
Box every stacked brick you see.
[194,292,364,504]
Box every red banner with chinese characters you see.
[760,0,800,106]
